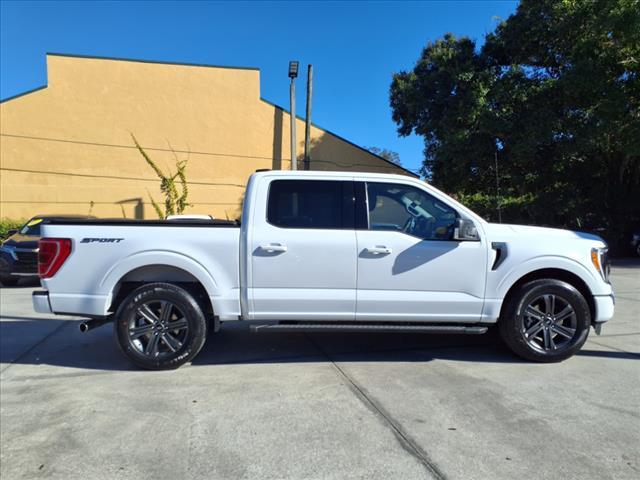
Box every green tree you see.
[390,0,640,251]
[131,134,191,219]
[366,147,402,166]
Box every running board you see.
[250,323,488,334]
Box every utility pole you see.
[288,61,299,170]
[303,64,313,170]
[495,150,502,223]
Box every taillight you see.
[38,238,72,279]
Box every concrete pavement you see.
[1,262,638,479]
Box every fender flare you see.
[496,255,599,300]
[99,250,220,310]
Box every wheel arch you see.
[101,251,219,321]
[499,268,595,322]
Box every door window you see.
[366,182,457,240]
[267,180,354,229]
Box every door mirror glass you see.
[453,219,480,241]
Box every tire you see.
[498,279,591,362]
[114,282,208,370]
[0,276,19,287]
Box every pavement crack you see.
[613,295,640,303]
[305,333,447,480]
[587,339,640,357]
[597,331,640,338]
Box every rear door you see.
[249,177,357,320]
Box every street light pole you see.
[304,64,313,170]
[288,61,299,171]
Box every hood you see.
[483,223,606,245]
[2,234,39,249]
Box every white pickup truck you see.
[32,170,614,369]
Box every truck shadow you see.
[194,322,514,366]
[1,318,637,372]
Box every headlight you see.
[591,247,610,283]
[0,244,17,260]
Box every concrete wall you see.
[0,54,415,220]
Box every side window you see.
[267,180,353,229]
[366,182,457,240]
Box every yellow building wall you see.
[0,54,414,220]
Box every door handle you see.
[364,246,392,255]
[259,243,288,253]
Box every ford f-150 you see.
[32,170,615,369]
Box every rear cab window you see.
[267,180,355,229]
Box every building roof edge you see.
[260,97,420,178]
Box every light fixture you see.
[288,61,299,79]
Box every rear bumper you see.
[33,289,110,316]
[32,290,53,314]
[593,294,615,323]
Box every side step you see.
[250,323,488,335]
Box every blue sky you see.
[0,0,518,174]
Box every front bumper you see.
[33,290,53,314]
[593,293,615,323]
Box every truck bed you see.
[38,220,242,319]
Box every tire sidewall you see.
[500,279,591,362]
[115,283,207,370]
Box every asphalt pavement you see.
[1,262,638,480]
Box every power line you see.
[1,133,276,161]
[0,133,410,173]
[0,167,246,188]
[1,200,239,205]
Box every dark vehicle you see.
[632,231,640,257]
[0,215,94,286]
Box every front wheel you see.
[499,279,591,362]
[114,283,208,370]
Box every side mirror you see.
[6,229,18,237]
[453,219,480,241]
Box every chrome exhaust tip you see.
[79,316,112,333]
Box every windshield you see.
[19,218,43,236]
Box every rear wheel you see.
[114,282,208,370]
[499,279,590,362]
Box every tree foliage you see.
[366,147,402,166]
[390,0,640,251]
[131,134,191,219]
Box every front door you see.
[249,178,357,320]
[356,181,488,322]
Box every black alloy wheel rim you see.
[127,300,189,358]
[521,294,578,353]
